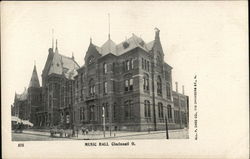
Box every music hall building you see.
[73,28,189,131]
[12,28,189,132]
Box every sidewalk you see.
[21,128,188,140]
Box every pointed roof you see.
[92,33,151,56]
[100,39,117,56]
[28,65,40,88]
[46,45,80,79]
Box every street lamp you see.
[102,106,105,137]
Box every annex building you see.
[12,28,189,131]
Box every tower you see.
[28,63,42,126]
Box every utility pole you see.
[102,106,105,137]
[109,103,112,136]
[165,114,169,139]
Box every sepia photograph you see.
[1,1,248,158]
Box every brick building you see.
[12,65,42,126]
[37,41,79,128]
[12,28,189,131]
[73,28,189,131]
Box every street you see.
[12,128,189,141]
[12,132,72,141]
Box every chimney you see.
[182,85,185,95]
[175,82,178,93]
[154,27,160,40]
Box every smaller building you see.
[12,89,29,120]
[172,83,189,129]
[11,64,42,127]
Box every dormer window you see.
[88,56,94,65]
[123,41,129,49]
[139,41,145,46]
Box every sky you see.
[1,1,249,157]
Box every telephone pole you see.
[165,115,169,139]
[102,106,106,137]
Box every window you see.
[166,83,171,100]
[124,100,133,119]
[125,80,129,91]
[174,110,180,123]
[80,89,84,101]
[104,82,108,94]
[158,103,164,119]
[125,78,133,91]
[143,74,149,91]
[157,76,162,95]
[88,56,94,65]
[144,100,151,118]
[131,59,134,69]
[103,63,107,74]
[112,63,115,73]
[142,58,144,69]
[129,79,133,90]
[156,55,162,66]
[123,41,129,48]
[80,107,85,121]
[167,105,172,122]
[90,105,95,121]
[173,97,179,107]
[126,60,130,71]
[89,79,95,96]
[181,100,185,108]
[102,103,109,119]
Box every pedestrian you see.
[76,127,78,138]
[82,127,85,135]
[86,128,89,135]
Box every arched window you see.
[103,81,108,94]
[156,55,162,66]
[166,83,171,100]
[88,56,94,65]
[158,102,164,119]
[131,58,134,69]
[113,103,117,121]
[126,60,130,71]
[143,74,150,91]
[89,105,95,121]
[103,63,107,74]
[125,80,129,91]
[144,100,151,118]
[129,78,133,90]
[124,100,133,119]
[167,105,172,122]
[89,79,95,96]
[124,74,133,92]
[157,76,162,95]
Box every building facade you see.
[73,28,188,131]
[12,28,189,131]
[38,42,79,128]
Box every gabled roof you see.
[28,65,40,88]
[47,51,80,80]
[100,39,117,56]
